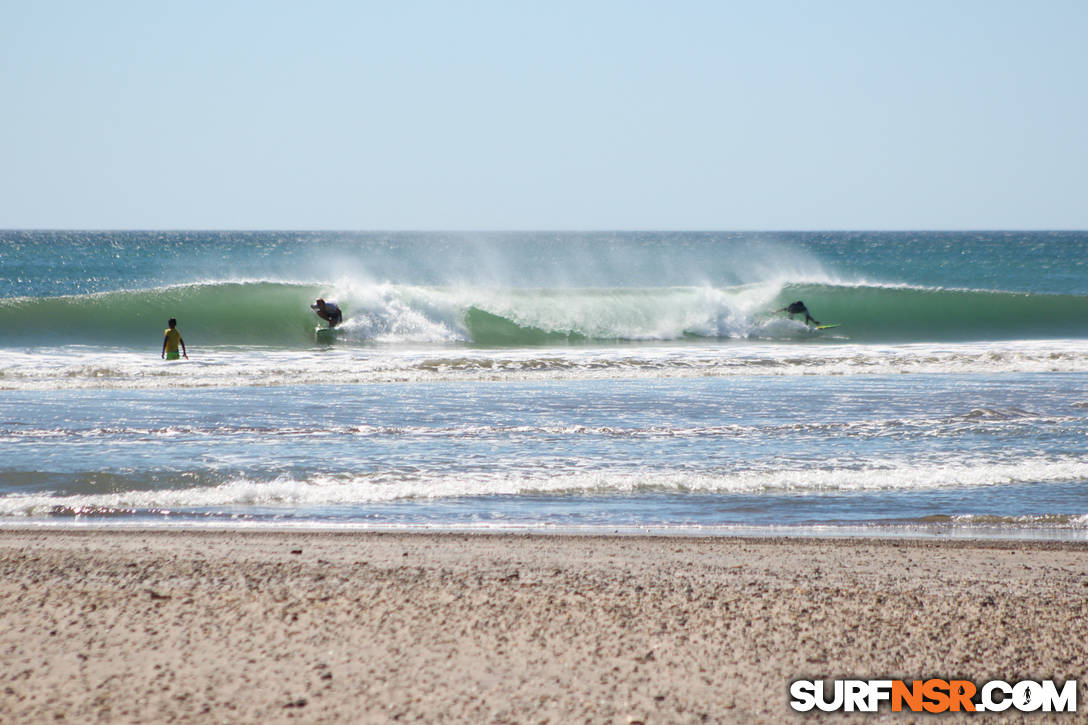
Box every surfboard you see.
[314,326,340,343]
[815,324,840,331]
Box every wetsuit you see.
[782,300,819,326]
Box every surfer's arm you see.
[179,337,187,358]
[162,335,168,358]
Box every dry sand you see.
[1,529,1086,723]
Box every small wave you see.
[930,513,1088,529]
[3,340,1088,390]
[3,457,1087,517]
[3,410,1079,445]
[956,407,1038,421]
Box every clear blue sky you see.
[2,0,1085,230]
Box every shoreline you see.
[3,519,1087,543]
[2,529,1086,722]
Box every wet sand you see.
[1,529,1086,723]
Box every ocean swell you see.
[2,280,1086,348]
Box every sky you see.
[1,0,1086,230]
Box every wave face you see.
[2,280,1086,348]
[465,283,1088,345]
[1,282,323,347]
[777,283,1088,342]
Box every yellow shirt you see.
[163,328,182,352]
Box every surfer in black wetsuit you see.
[311,298,343,328]
[780,300,820,326]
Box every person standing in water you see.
[311,298,343,328]
[162,318,188,360]
[780,300,820,326]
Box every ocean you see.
[2,230,1086,537]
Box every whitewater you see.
[2,230,1087,536]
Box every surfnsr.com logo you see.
[789,679,1078,714]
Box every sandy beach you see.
[0,530,1085,723]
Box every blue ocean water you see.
[1,231,1086,536]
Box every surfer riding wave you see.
[311,298,343,328]
[779,300,820,327]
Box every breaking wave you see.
[2,279,1087,348]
